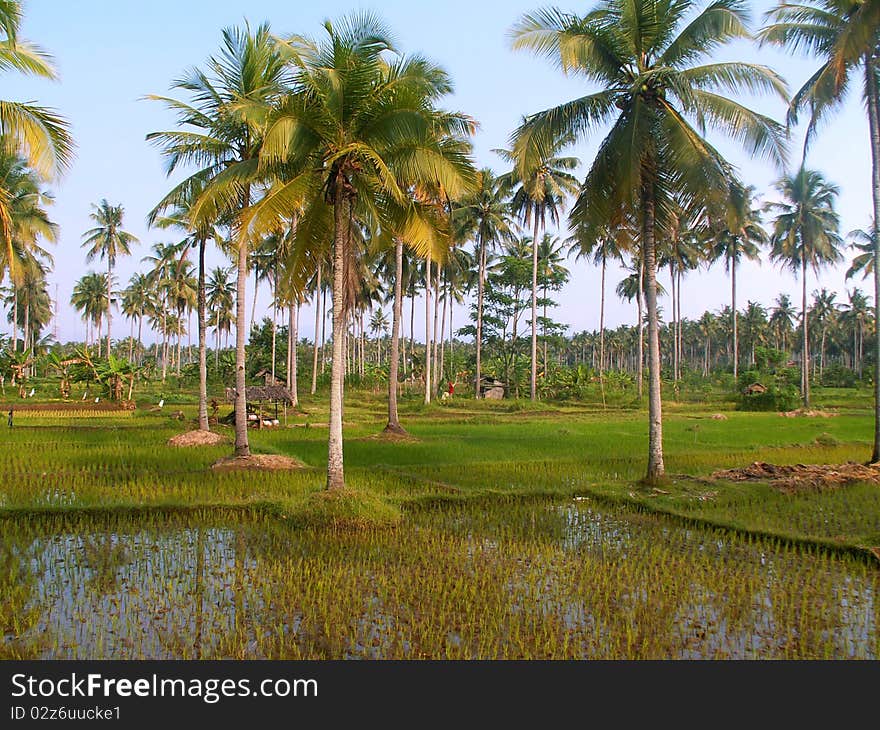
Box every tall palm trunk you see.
[530,217,540,401]
[637,257,644,399]
[137,313,144,365]
[731,252,738,379]
[432,258,441,394]
[475,237,486,398]
[599,254,607,384]
[440,274,448,389]
[197,238,209,432]
[669,261,677,382]
[642,184,665,483]
[327,188,350,491]
[128,317,135,362]
[289,302,299,407]
[311,262,321,395]
[424,256,432,404]
[386,237,405,434]
[801,251,810,409]
[233,194,251,458]
[867,56,880,461]
[106,259,112,358]
[11,288,17,351]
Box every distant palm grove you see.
[4,0,880,486]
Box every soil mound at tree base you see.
[711,461,880,494]
[167,429,228,447]
[779,409,837,418]
[211,454,306,472]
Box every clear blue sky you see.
[4,0,873,345]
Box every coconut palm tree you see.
[510,0,787,482]
[0,151,56,350]
[767,167,843,407]
[0,0,73,276]
[455,169,516,397]
[147,22,289,458]
[846,223,876,282]
[142,241,183,380]
[120,273,152,364]
[150,197,223,431]
[708,183,767,378]
[760,0,880,458]
[252,13,476,489]
[568,217,632,378]
[206,265,235,367]
[770,292,797,353]
[497,134,579,400]
[536,233,570,373]
[809,288,839,377]
[70,272,108,354]
[81,199,138,358]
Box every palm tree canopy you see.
[767,166,843,273]
[510,0,789,229]
[81,200,138,268]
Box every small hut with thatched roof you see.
[224,385,294,427]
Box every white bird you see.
[94,397,100,403]
[28,388,34,397]
[82,391,87,400]
[158,399,164,409]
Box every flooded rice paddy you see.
[2,500,877,659]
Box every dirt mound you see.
[711,461,880,494]
[167,429,227,447]
[211,454,306,472]
[779,409,837,418]
[710,414,728,421]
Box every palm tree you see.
[510,0,787,482]
[0,151,57,350]
[150,197,222,431]
[841,287,870,376]
[254,13,476,489]
[498,134,579,400]
[536,233,570,373]
[81,200,138,358]
[809,287,838,377]
[455,169,516,398]
[760,0,880,459]
[709,183,767,377]
[147,22,289,458]
[206,266,236,367]
[846,223,876,282]
[142,241,183,380]
[0,0,73,277]
[568,222,627,378]
[70,272,108,353]
[767,167,843,407]
[120,273,152,363]
[770,292,797,353]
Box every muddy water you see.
[2,501,876,659]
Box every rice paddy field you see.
[1,387,879,659]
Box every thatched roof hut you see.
[225,385,294,404]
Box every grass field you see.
[1,387,878,659]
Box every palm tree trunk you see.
[866,56,880,461]
[530,218,540,401]
[197,239,209,431]
[321,282,327,375]
[233,204,251,458]
[801,251,810,409]
[312,262,321,395]
[250,269,259,331]
[424,256,432,404]
[669,262,677,383]
[637,257,644,399]
[432,258,441,394]
[475,236,485,398]
[138,313,144,366]
[386,237,405,433]
[327,189,350,491]
[289,301,298,408]
[439,273,448,391]
[642,184,665,483]
[732,253,738,379]
[106,259,112,358]
[270,283,277,383]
